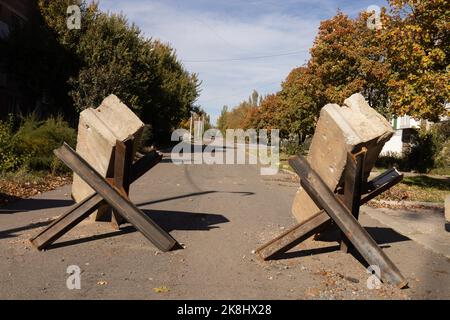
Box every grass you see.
[266,150,448,203]
[279,152,294,172]
[281,159,449,203]
[375,175,450,203]
[1,168,50,185]
[429,166,450,176]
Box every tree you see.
[36,0,201,142]
[218,90,261,130]
[278,66,322,139]
[217,105,228,134]
[308,11,392,116]
[249,90,260,107]
[383,0,449,121]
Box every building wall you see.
[380,115,419,156]
[381,129,403,156]
[0,0,35,115]
[0,0,32,32]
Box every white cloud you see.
[98,0,387,123]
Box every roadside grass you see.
[280,158,449,203]
[429,166,450,176]
[279,152,294,172]
[374,175,449,203]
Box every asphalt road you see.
[0,144,449,299]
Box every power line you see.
[184,50,309,63]
[172,0,250,55]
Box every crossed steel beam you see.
[30,142,178,252]
[256,151,407,288]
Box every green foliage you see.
[13,115,76,172]
[376,152,406,170]
[384,0,450,121]
[3,1,200,144]
[37,0,200,142]
[406,127,436,173]
[280,135,311,156]
[217,106,229,134]
[431,121,450,169]
[0,115,76,174]
[0,116,23,172]
[406,122,450,173]
[435,140,450,171]
[137,124,154,152]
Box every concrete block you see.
[72,95,144,220]
[292,93,393,223]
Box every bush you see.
[432,121,450,170]
[281,134,312,156]
[406,128,436,173]
[13,115,76,173]
[0,115,23,172]
[0,114,77,174]
[137,124,154,152]
[376,151,406,170]
[377,122,450,174]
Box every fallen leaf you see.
[153,286,169,293]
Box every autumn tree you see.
[219,91,261,130]
[277,66,322,139]
[383,0,449,121]
[308,11,392,116]
[217,105,228,134]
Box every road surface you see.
[0,144,449,299]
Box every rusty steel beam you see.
[289,155,407,288]
[30,193,103,250]
[256,210,331,260]
[256,157,402,263]
[130,150,163,183]
[53,142,177,252]
[29,147,163,250]
[361,168,403,204]
[111,138,134,228]
[340,148,366,252]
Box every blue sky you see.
[98,0,389,124]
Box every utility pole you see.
[189,111,194,142]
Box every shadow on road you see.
[0,198,74,214]
[0,220,55,239]
[42,209,229,250]
[143,209,229,232]
[46,226,137,250]
[136,190,254,207]
[270,226,410,263]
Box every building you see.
[381,103,450,156]
[0,0,34,115]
